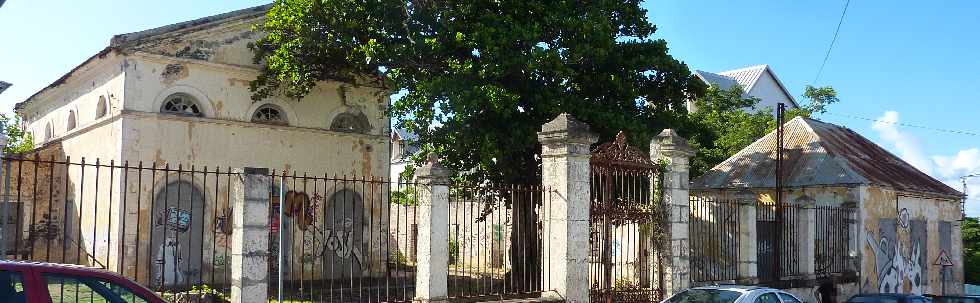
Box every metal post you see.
[278,175,285,303]
[774,103,785,280]
[0,131,8,260]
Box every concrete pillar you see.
[414,154,450,303]
[796,195,817,279]
[230,168,270,303]
[537,113,597,303]
[735,190,758,284]
[651,129,695,297]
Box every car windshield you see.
[848,296,900,303]
[668,289,743,303]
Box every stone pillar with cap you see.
[537,113,597,303]
[651,129,695,297]
[735,189,759,284]
[796,193,817,279]
[414,154,450,303]
[230,167,271,303]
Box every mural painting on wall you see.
[273,189,366,279]
[150,181,205,290]
[864,211,928,295]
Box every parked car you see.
[847,293,932,303]
[925,295,980,303]
[664,285,806,303]
[0,260,167,303]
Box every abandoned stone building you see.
[2,4,393,290]
[692,116,965,300]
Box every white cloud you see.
[870,111,980,217]
[871,111,933,174]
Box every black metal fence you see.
[267,172,422,303]
[0,156,238,301]
[447,184,551,300]
[815,206,855,276]
[688,196,740,283]
[757,202,801,282]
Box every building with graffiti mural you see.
[0,4,392,292]
[692,116,965,301]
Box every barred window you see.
[160,93,203,117]
[251,104,287,125]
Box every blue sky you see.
[1,1,978,214]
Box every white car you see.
[664,285,807,303]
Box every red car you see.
[0,260,167,303]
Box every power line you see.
[824,112,979,136]
[813,0,851,84]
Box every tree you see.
[251,0,702,290]
[963,217,980,285]
[0,113,33,155]
[682,84,839,176]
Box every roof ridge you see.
[111,4,272,47]
[717,64,768,75]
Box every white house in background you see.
[390,127,420,182]
[689,64,800,115]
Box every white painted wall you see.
[747,71,796,115]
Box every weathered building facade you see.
[693,117,965,300]
[5,5,390,290]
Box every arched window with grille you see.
[160,93,203,117]
[251,104,288,125]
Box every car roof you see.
[852,294,926,298]
[691,285,780,293]
[0,260,110,275]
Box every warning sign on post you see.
[934,250,954,267]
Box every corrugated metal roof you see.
[718,64,768,92]
[693,117,963,198]
[693,70,740,92]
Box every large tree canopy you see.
[251,0,703,184]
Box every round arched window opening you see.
[44,122,53,141]
[160,93,203,117]
[329,112,372,134]
[67,110,77,131]
[96,96,108,119]
[251,104,288,125]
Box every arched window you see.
[44,122,53,141]
[96,96,108,119]
[150,181,205,289]
[160,93,203,117]
[251,104,288,125]
[329,112,372,134]
[67,110,77,131]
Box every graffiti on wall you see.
[864,212,928,294]
[274,189,366,278]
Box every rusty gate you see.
[589,132,668,303]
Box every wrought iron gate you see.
[588,132,667,303]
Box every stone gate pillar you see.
[230,168,270,303]
[538,113,597,303]
[651,129,695,297]
[414,154,450,303]
[735,190,759,284]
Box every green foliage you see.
[682,85,775,176]
[190,284,230,303]
[252,0,702,185]
[964,217,980,284]
[0,113,34,154]
[449,237,460,265]
[391,187,418,206]
[681,84,840,176]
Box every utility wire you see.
[824,112,979,136]
[813,0,851,84]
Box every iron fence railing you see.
[688,196,740,283]
[815,205,855,276]
[447,184,550,300]
[0,156,237,301]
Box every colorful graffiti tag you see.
[864,215,928,294]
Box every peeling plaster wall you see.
[859,185,964,295]
[20,53,126,150]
